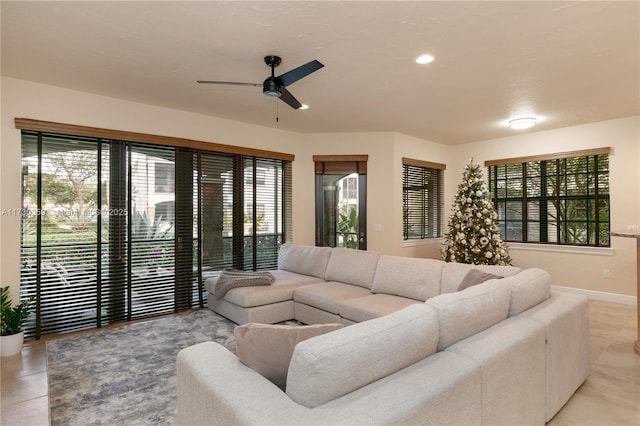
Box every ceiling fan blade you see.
[197,81,262,87]
[277,60,324,87]
[278,87,302,109]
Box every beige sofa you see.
[179,244,589,425]
[205,243,524,325]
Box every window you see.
[341,175,358,200]
[17,120,292,338]
[402,158,445,240]
[154,162,174,193]
[313,155,368,250]
[245,167,266,185]
[486,148,610,247]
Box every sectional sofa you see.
[177,243,589,425]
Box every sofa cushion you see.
[216,270,325,308]
[505,268,551,316]
[324,247,380,289]
[440,262,521,294]
[457,269,501,291]
[286,303,439,408]
[371,255,443,301]
[234,322,343,391]
[426,279,510,351]
[339,294,420,323]
[293,282,371,314]
[278,243,333,279]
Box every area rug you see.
[46,309,237,425]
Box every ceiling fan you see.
[197,55,324,109]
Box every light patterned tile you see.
[0,371,48,408]
[0,395,49,426]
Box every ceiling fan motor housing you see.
[263,56,283,97]
[263,77,282,97]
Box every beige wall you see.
[451,116,640,296]
[2,77,638,300]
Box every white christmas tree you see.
[441,159,512,265]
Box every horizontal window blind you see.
[21,132,101,335]
[402,159,445,240]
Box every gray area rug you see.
[46,309,237,425]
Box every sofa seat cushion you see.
[339,294,420,323]
[278,243,333,279]
[426,279,510,351]
[213,270,325,308]
[286,303,440,408]
[293,282,371,314]
[440,262,522,294]
[234,322,343,391]
[371,255,443,301]
[324,247,380,289]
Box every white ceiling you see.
[1,1,638,145]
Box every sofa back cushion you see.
[505,268,551,316]
[278,243,333,279]
[234,322,343,391]
[371,255,443,301]
[286,303,439,408]
[440,262,521,294]
[426,279,510,351]
[324,247,380,289]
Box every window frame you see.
[485,148,610,248]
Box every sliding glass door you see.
[20,130,291,338]
[21,133,101,335]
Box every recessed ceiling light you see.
[508,117,537,130]
[416,54,435,64]
[299,104,309,110]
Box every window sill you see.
[507,242,614,256]
[402,238,443,248]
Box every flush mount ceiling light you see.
[416,54,435,64]
[508,117,537,130]
[299,104,309,110]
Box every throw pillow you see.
[458,269,501,291]
[234,322,343,391]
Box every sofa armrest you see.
[519,291,590,421]
[177,342,310,426]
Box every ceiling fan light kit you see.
[198,55,324,110]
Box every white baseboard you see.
[551,285,637,306]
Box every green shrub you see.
[0,286,34,336]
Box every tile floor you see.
[1,299,638,425]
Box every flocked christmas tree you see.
[441,159,512,265]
